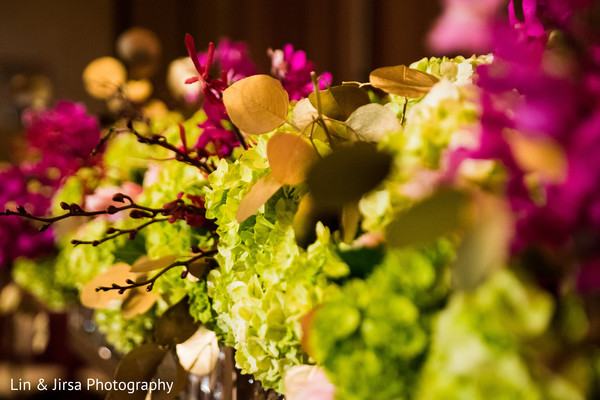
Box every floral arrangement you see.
[3,1,600,399]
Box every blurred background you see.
[0,1,442,398]
[0,0,442,160]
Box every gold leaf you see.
[130,254,178,273]
[82,57,127,99]
[267,132,319,185]
[308,85,370,121]
[504,130,567,183]
[293,194,319,248]
[300,308,318,357]
[306,142,393,208]
[187,257,217,280]
[386,190,469,247]
[111,343,168,400]
[346,103,402,142]
[80,263,136,309]
[151,352,188,400]
[341,201,361,244]
[121,287,160,319]
[236,172,283,223]
[176,327,220,375]
[222,74,289,135]
[369,65,439,98]
[291,98,319,131]
[301,118,352,144]
[154,296,199,346]
[453,193,513,291]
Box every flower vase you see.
[183,347,285,400]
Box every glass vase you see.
[183,347,285,400]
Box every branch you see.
[96,249,219,293]
[126,121,215,174]
[0,193,164,232]
[71,217,170,247]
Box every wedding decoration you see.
[2,1,600,399]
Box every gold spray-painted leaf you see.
[346,103,402,142]
[223,74,289,134]
[300,308,318,357]
[176,327,220,375]
[386,189,469,247]
[151,352,188,400]
[308,85,370,121]
[301,118,353,144]
[267,132,319,185]
[187,257,218,280]
[341,201,361,244]
[291,98,319,131]
[369,65,439,98]
[111,343,168,400]
[154,296,199,346]
[292,194,339,248]
[236,172,283,223]
[306,142,393,208]
[293,194,318,248]
[453,193,513,291]
[80,263,136,309]
[130,254,178,273]
[82,57,127,99]
[121,287,160,319]
[504,129,567,183]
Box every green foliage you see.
[414,269,584,400]
[310,243,453,400]
[203,137,339,391]
[12,256,78,310]
[94,306,157,354]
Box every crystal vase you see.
[183,347,285,400]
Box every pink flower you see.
[85,182,143,221]
[284,365,335,400]
[0,166,55,267]
[428,0,506,53]
[21,101,101,185]
[269,44,332,101]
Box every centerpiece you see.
[2,1,600,399]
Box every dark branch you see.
[95,249,219,293]
[71,217,170,247]
[126,120,215,174]
[0,193,164,232]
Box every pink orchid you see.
[85,182,143,221]
[184,34,228,104]
[428,0,506,53]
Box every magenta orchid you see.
[269,44,332,100]
[185,35,229,105]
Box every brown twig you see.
[95,249,219,293]
[71,217,170,247]
[126,120,215,174]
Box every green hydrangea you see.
[204,136,337,391]
[414,269,585,400]
[399,79,480,170]
[12,256,78,310]
[409,55,493,84]
[136,159,213,259]
[52,218,145,292]
[360,56,486,233]
[188,279,214,325]
[93,306,157,354]
[309,242,452,400]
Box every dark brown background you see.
[0,0,442,158]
